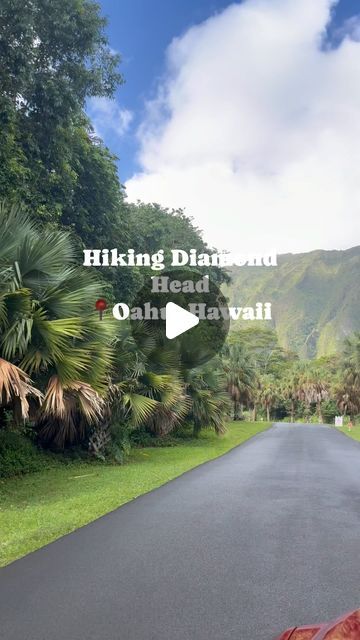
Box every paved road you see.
[1,424,360,640]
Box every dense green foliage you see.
[0,202,115,446]
[0,430,49,477]
[227,247,360,358]
[225,327,360,425]
[0,203,231,460]
[0,0,230,462]
[0,0,227,304]
[0,0,121,218]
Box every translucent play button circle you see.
[129,269,230,368]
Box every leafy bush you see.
[0,431,53,478]
[88,422,133,464]
[171,422,197,440]
[130,426,179,448]
[322,400,338,424]
[105,423,132,463]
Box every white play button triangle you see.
[165,302,199,340]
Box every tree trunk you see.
[290,400,295,423]
[266,405,270,422]
[317,400,323,424]
[233,399,240,421]
[193,418,202,438]
[234,400,243,421]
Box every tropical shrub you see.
[0,201,115,446]
[0,430,51,477]
[184,365,229,436]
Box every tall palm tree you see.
[223,343,256,420]
[335,386,358,420]
[297,365,329,423]
[281,367,303,423]
[258,375,278,422]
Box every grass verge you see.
[336,424,360,443]
[0,421,270,567]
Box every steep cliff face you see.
[226,246,360,358]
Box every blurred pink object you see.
[275,609,360,640]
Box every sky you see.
[88,0,360,254]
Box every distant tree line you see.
[224,326,360,425]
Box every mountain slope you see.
[225,246,360,358]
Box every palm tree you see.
[281,368,303,423]
[0,204,41,417]
[335,386,358,420]
[342,333,360,388]
[336,333,360,420]
[183,365,229,437]
[258,375,278,422]
[87,326,189,456]
[223,343,256,420]
[298,365,329,423]
[0,201,114,444]
[110,348,188,437]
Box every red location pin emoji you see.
[95,298,107,320]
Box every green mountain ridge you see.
[225,246,360,358]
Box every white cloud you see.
[88,97,133,139]
[334,15,360,43]
[125,0,360,253]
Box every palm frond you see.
[0,357,42,418]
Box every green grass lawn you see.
[0,421,270,567]
[336,423,360,443]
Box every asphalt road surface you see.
[1,423,360,640]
